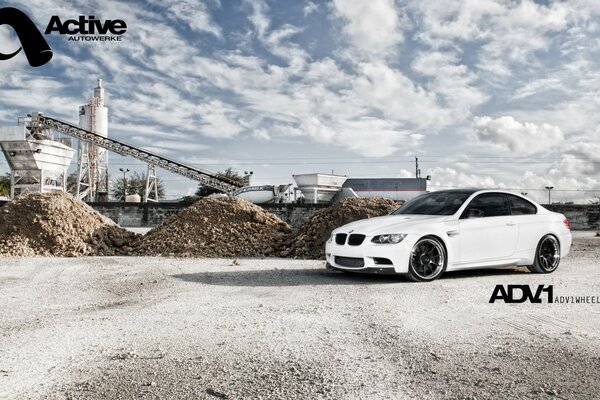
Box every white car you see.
[325,189,572,281]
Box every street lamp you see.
[119,168,130,201]
[545,186,554,205]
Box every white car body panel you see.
[325,190,572,276]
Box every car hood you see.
[333,214,450,236]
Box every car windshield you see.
[393,191,473,215]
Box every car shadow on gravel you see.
[172,266,529,287]
[441,267,530,280]
[172,268,406,286]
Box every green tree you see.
[0,173,10,197]
[66,171,79,194]
[195,167,247,197]
[112,171,165,201]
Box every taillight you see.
[563,218,571,230]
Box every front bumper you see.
[324,234,419,274]
[326,263,397,275]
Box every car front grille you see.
[334,256,365,268]
[348,234,366,246]
[335,233,347,245]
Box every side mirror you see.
[467,208,484,218]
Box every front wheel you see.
[528,234,561,273]
[406,236,447,282]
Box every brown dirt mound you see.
[278,197,400,259]
[132,196,291,257]
[0,191,138,257]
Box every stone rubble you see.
[132,196,291,257]
[278,197,400,259]
[0,191,137,257]
[0,193,401,259]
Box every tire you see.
[527,234,561,274]
[406,236,447,282]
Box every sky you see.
[0,0,599,203]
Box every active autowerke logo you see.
[0,7,127,67]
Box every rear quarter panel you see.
[514,212,571,262]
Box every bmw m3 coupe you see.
[325,189,572,281]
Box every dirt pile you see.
[279,197,400,259]
[132,196,291,257]
[0,191,137,257]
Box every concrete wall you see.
[260,203,328,229]
[545,204,600,231]
[1,200,598,230]
[86,202,329,229]
[88,202,329,229]
[88,202,184,227]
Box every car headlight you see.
[371,233,407,244]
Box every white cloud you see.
[332,0,404,56]
[412,51,487,119]
[429,166,503,190]
[473,116,564,155]
[2,0,600,201]
[246,0,270,38]
[154,0,222,37]
[410,0,571,78]
[351,62,450,130]
[303,1,319,17]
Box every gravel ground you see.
[0,236,599,399]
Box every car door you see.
[458,193,518,264]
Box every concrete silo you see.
[76,79,109,201]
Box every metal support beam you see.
[144,164,158,203]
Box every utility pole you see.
[119,168,129,201]
[545,186,554,204]
[415,157,420,178]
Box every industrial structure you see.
[27,113,242,195]
[0,123,74,198]
[0,81,427,205]
[341,178,428,201]
[232,184,292,203]
[292,173,428,203]
[293,173,348,203]
[0,81,243,201]
[76,79,109,202]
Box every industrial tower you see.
[76,79,109,201]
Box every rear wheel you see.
[407,236,447,282]
[528,234,561,273]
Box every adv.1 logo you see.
[489,284,554,304]
[0,7,53,67]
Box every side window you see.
[507,194,537,215]
[463,193,510,218]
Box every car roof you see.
[431,189,525,196]
[429,188,481,195]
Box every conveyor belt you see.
[30,114,241,193]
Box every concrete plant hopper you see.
[293,173,347,203]
[0,123,74,198]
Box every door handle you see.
[506,221,516,226]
